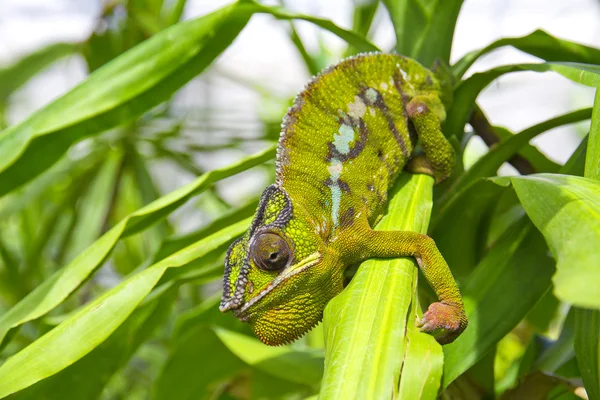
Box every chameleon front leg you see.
[361,230,467,344]
[406,95,455,182]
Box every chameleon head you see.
[220,185,344,346]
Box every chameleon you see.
[220,53,467,346]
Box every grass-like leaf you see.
[446,62,600,140]
[382,0,464,66]
[0,218,251,397]
[0,2,253,196]
[453,29,600,78]
[0,145,274,349]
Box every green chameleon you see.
[220,53,467,346]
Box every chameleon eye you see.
[251,233,292,271]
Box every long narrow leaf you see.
[453,30,600,78]
[574,87,600,400]
[0,145,274,348]
[445,62,600,140]
[0,2,253,196]
[442,218,555,387]
[0,218,251,397]
[382,0,464,66]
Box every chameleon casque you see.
[220,53,467,346]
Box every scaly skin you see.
[220,53,467,346]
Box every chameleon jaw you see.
[231,252,322,320]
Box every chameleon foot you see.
[417,301,467,345]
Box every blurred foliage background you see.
[0,0,599,399]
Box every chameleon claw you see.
[417,301,467,345]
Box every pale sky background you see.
[0,0,598,210]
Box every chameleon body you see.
[220,53,467,346]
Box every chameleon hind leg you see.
[361,230,467,344]
[405,95,455,183]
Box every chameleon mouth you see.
[232,252,321,320]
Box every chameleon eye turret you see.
[221,53,467,346]
[250,232,292,271]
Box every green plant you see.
[0,0,598,399]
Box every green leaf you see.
[154,325,247,400]
[445,108,591,197]
[442,218,555,387]
[574,308,600,400]
[0,2,253,196]
[575,86,600,400]
[0,43,78,101]
[0,217,250,398]
[453,30,600,78]
[0,145,274,349]
[0,0,378,198]
[382,0,464,66]
[586,89,600,181]
[493,126,561,173]
[446,62,600,140]
[248,0,380,54]
[215,328,324,387]
[505,174,600,308]
[9,287,176,400]
[321,174,442,399]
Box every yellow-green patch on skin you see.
[221,53,466,346]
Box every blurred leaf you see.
[453,30,600,78]
[498,371,584,400]
[382,0,464,66]
[446,62,600,140]
[0,145,274,349]
[63,151,124,262]
[443,108,591,203]
[537,310,576,374]
[496,174,600,308]
[321,174,441,399]
[0,216,251,398]
[215,328,324,387]
[344,0,379,57]
[443,218,555,387]
[248,0,380,54]
[154,325,246,400]
[9,287,176,400]
[153,198,258,262]
[493,126,561,173]
[0,2,253,196]
[431,179,504,281]
[0,43,78,101]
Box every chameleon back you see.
[277,53,444,233]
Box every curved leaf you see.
[442,218,554,387]
[453,30,600,78]
[321,174,443,399]
[0,218,251,398]
[0,2,253,196]
[382,0,464,66]
[0,145,274,348]
[445,62,600,140]
[507,174,600,308]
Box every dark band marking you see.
[359,86,410,159]
[339,207,355,228]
